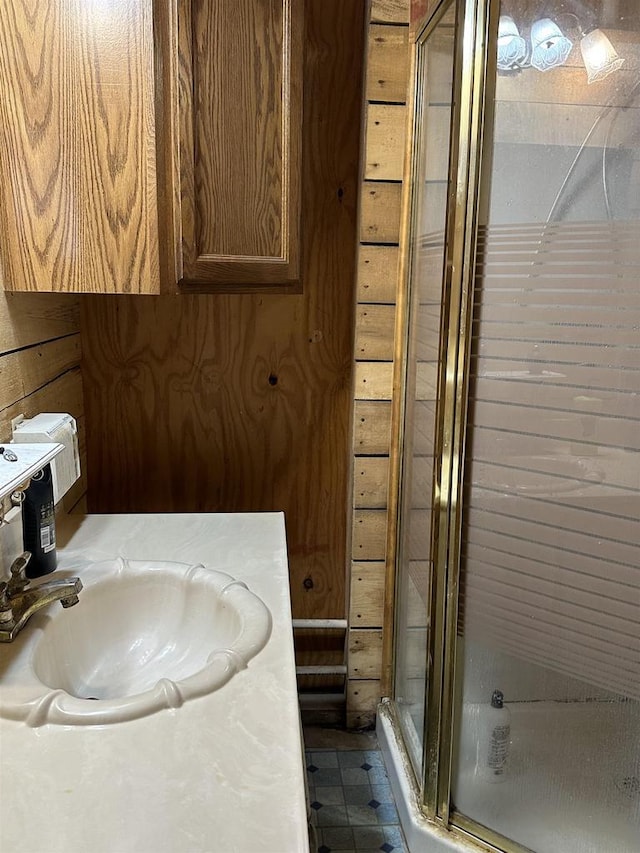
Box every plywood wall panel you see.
[81,1,365,621]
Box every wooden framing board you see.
[0,336,81,411]
[359,182,403,244]
[353,401,393,455]
[0,294,80,353]
[353,457,390,509]
[371,0,410,24]
[366,25,409,103]
[354,362,394,400]
[348,0,410,724]
[352,509,388,561]
[364,104,407,181]
[346,679,382,729]
[349,561,386,627]
[354,305,396,361]
[357,245,399,304]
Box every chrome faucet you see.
[0,552,82,643]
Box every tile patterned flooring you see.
[304,731,407,853]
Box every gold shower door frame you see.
[386,1,534,851]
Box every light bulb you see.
[580,28,625,83]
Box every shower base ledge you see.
[377,701,479,853]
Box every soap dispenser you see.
[477,689,511,782]
[21,464,57,578]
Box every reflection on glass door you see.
[393,1,457,778]
[452,2,640,852]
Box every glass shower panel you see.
[394,2,456,777]
[452,2,640,852]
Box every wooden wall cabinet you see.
[175,0,303,290]
[0,0,303,294]
[0,1,160,294]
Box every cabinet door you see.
[0,1,160,294]
[177,0,303,289]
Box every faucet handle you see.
[7,552,31,595]
[0,582,13,624]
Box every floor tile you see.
[363,749,385,767]
[364,766,390,785]
[320,826,355,849]
[341,767,372,786]
[375,802,399,824]
[304,730,407,853]
[383,824,407,848]
[315,785,346,805]
[346,804,379,826]
[337,750,366,768]
[343,785,373,806]
[370,783,395,804]
[310,767,343,787]
[317,804,350,827]
[352,824,386,848]
[310,750,340,769]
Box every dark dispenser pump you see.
[22,464,57,578]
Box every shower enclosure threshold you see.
[378,698,640,853]
[376,701,478,853]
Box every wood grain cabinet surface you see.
[0,0,303,294]
[176,0,303,290]
[0,0,160,294]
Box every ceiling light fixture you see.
[497,3,625,83]
[529,17,573,72]
[497,15,529,70]
[579,27,625,83]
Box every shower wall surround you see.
[386,1,640,852]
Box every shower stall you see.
[379,1,640,851]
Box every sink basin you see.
[0,558,272,727]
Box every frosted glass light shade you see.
[580,28,625,83]
[497,15,528,70]
[530,18,573,72]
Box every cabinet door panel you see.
[178,0,302,288]
[0,1,159,294]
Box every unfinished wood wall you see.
[347,0,411,728]
[80,1,365,622]
[0,294,87,517]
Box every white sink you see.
[0,558,272,727]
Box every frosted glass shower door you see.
[393,2,457,778]
[452,2,640,851]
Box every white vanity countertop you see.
[0,513,309,853]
